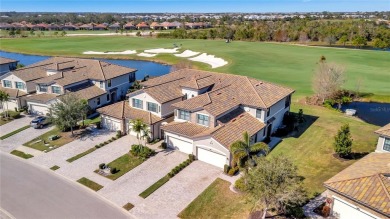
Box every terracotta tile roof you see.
[0,87,27,99]
[71,85,106,100]
[375,123,390,137]
[24,93,58,104]
[162,121,209,138]
[97,101,163,124]
[0,57,18,65]
[150,22,162,27]
[136,22,149,27]
[324,153,390,217]
[180,74,215,90]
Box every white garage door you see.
[167,136,193,154]
[197,147,226,168]
[102,117,121,131]
[30,104,48,116]
[333,198,376,219]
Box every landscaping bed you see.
[0,125,30,140]
[10,150,34,159]
[122,203,135,211]
[95,153,144,180]
[77,177,103,191]
[22,128,75,152]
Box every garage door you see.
[102,117,121,131]
[332,198,376,219]
[30,104,48,116]
[167,136,193,154]
[197,147,226,168]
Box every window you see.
[285,95,291,108]
[267,108,271,117]
[51,86,61,94]
[107,79,112,87]
[97,97,101,106]
[147,102,158,113]
[256,109,262,119]
[197,114,209,126]
[178,110,190,121]
[100,81,103,88]
[129,73,135,82]
[15,82,25,89]
[183,93,188,100]
[39,85,47,92]
[384,138,390,152]
[132,98,143,109]
[3,80,12,88]
[106,94,110,101]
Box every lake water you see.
[0,50,171,80]
[341,102,390,126]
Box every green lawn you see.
[23,128,75,152]
[268,102,379,197]
[139,175,170,198]
[79,116,101,126]
[179,178,252,219]
[77,177,103,191]
[0,125,30,140]
[97,153,144,180]
[123,203,135,211]
[67,147,96,163]
[10,150,34,159]
[0,118,13,126]
[50,165,60,171]
[1,37,389,101]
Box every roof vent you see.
[231,119,236,122]
[239,114,245,118]
[216,92,222,95]
[255,82,263,86]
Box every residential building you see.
[324,153,390,219]
[374,123,390,153]
[0,57,18,76]
[0,57,136,114]
[136,22,150,30]
[98,69,294,168]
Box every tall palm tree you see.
[129,119,147,146]
[140,127,151,147]
[0,90,5,117]
[2,92,10,118]
[231,131,269,176]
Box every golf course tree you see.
[231,131,269,181]
[312,62,346,103]
[334,123,353,158]
[48,93,88,136]
[245,155,307,219]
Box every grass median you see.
[0,125,30,140]
[67,148,96,163]
[77,177,103,191]
[139,175,170,199]
[10,150,34,159]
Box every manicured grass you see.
[98,153,144,180]
[79,116,101,126]
[268,102,379,197]
[139,175,170,199]
[77,177,103,191]
[0,125,30,140]
[122,203,135,211]
[22,128,75,152]
[66,148,96,163]
[1,37,389,101]
[10,150,34,159]
[179,178,252,219]
[0,118,13,126]
[50,165,60,171]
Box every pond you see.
[340,102,390,126]
[0,50,171,80]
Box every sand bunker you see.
[174,50,200,57]
[189,53,228,68]
[144,48,179,54]
[83,50,137,55]
[137,53,157,57]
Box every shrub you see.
[168,172,174,178]
[110,167,117,174]
[116,130,122,138]
[108,139,113,143]
[188,154,195,161]
[174,166,180,173]
[99,143,104,147]
[99,163,106,169]
[111,137,117,141]
[234,177,246,191]
[228,166,239,176]
[179,163,185,169]
[224,164,231,174]
[104,141,109,145]
[95,145,101,149]
[130,145,155,159]
[161,142,167,149]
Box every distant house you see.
[374,123,390,153]
[79,23,94,30]
[47,24,61,31]
[161,21,176,30]
[0,23,14,30]
[94,23,107,30]
[136,22,150,30]
[0,57,18,76]
[124,22,136,30]
[324,153,390,219]
[62,23,78,31]
[150,22,163,30]
[108,23,122,31]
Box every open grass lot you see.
[1,37,389,101]
[269,102,379,197]
[179,178,252,219]
[96,153,144,180]
[22,127,75,151]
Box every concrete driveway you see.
[98,149,188,207]
[0,152,132,219]
[130,161,221,219]
[0,125,54,153]
[0,115,34,132]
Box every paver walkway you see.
[130,161,221,219]
[0,115,34,132]
[303,192,326,219]
[98,149,188,206]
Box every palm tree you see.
[231,131,269,176]
[129,119,147,146]
[1,92,10,118]
[0,90,5,117]
[140,127,151,147]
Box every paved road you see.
[0,152,132,219]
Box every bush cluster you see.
[130,144,156,159]
[167,158,193,178]
[0,111,21,119]
[94,135,121,149]
[99,163,106,169]
[116,130,122,138]
[228,166,239,176]
[234,177,246,191]
[188,154,195,162]
[160,142,167,149]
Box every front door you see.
[110,92,116,103]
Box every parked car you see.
[30,116,49,129]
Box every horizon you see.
[1,0,389,13]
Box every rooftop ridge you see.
[378,173,390,202]
[246,76,267,108]
[145,76,187,89]
[13,62,55,72]
[98,60,106,81]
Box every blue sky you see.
[1,0,389,13]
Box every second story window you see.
[197,114,209,126]
[3,80,12,88]
[384,138,390,152]
[178,110,190,121]
[39,85,47,92]
[97,97,101,106]
[100,81,103,88]
[51,86,61,94]
[107,79,112,87]
[106,94,110,101]
[267,108,271,117]
[15,82,25,89]
[132,98,143,109]
[256,109,262,119]
[147,102,158,113]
